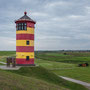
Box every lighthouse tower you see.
[15,12,36,66]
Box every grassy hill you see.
[0,51,88,90]
[0,69,65,90]
[8,66,87,90]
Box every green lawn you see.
[35,59,76,69]
[8,66,87,90]
[35,59,90,83]
[35,51,90,64]
[35,51,90,83]
[0,51,16,63]
[0,69,66,90]
[0,51,89,90]
[0,51,15,56]
[53,67,90,83]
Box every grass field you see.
[35,51,90,83]
[35,51,90,64]
[8,66,87,90]
[0,51,15,62]
[0,69,66,90]
[35,59,90,83]
[0,51,89,90]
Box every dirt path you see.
[60,76,90,89]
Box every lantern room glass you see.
[17,23,27,30]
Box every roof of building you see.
[15,12,36,23]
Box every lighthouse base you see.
[16,64,35,66]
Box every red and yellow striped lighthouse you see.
[15,12,36,66]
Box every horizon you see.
[1,50,90,51]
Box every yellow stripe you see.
[16,52,34,59]
[16,40,34,46]
[16,27,34,34]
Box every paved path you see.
[60,76,90,89]
[0,65,21,70]
[0,61,6,64]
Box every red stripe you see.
[15,20,36,24]
[16,58,34,64]
[16,34,34,40]
[16,46,34,52]
[27,22,35,28]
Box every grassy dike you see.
[8,66,87,90]
[0,69,65,90]
[0,51,88,89]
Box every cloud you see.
[0,0,90,50]
[45,1,70,8]
[31,12,49,17]
[0,37,16,51]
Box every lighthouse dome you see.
[15,12,36,24]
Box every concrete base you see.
[0,65,21,70]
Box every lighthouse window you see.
[26,41,30,45]
[26,56,29,60]
[17,23,27,30]
[22,25,23,30]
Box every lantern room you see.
[15,12,36,66]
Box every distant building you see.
[15,12,36,66]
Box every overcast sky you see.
[0,0,90,51]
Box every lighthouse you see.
[15,12,36,66]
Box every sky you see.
[0,0,90,51]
